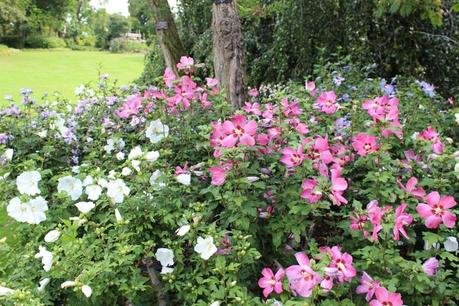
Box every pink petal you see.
[442,212,456,228]
[440,196,457,209]
[221,135,238,147]
[294,252,310,266]
[416,204,432,218]
[244,120,258,135]
[425,215,442,229]
[426,191,440,205]
[239,134,255,146]
[262,286,273,298]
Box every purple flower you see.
[420,81,435,97]
[0,133,10,144]
[333,75,345,86]
[106,96,118,106]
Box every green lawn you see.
[0,49,145,103]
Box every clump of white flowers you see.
[7,196,48,224]
[35,245,53,271]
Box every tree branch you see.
[143,259,168,306]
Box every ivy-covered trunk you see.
[150,0,185,74]
[212,0,246,108]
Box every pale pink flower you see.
[397,177,425,200]
[116,95,142,119]
[356,272,381,302]
[258,268,285,298]
[300,178,322,203]
[248,88,259,97]
[417,126,443,154]
[305,81,317,96]
[326,246,357,282]
[281,98,302,117]
[369,287,403,306]
[366,201,385,241]
[176,56,194,70]
[393,203,413,240]
[286,252,321,298]
[280,146,305,168]
[206,78,218,87]
[163,68,176,88]
[243,102,262,116]
[352,133,379,157]
[422,257,439,276]
[416,191,457,229]
[315,91,340,114]
[209,167,226,186]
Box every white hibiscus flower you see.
[0,286,15,296]
[145,151,160,162]
[35,245,53,271]
[75,201,95,214]
[85,184,102,201]
[146,119,169,144]
[176,173,191,186]
[44,230,60,243]
[128,146,143,160]
[106,179,130,204]
[155,248,174,267]
[16,170,41,195]
[194,236,217,260]
[58,176,83,200]
[176,224,191,236]
[81,285,92,298]
[38,278,50,292]
[7,196,48,224]
[444,237,458,252]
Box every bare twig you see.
[410,30,459,46]
[143,259,168,306]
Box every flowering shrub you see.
[0,57,458,305]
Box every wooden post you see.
[150,0,185,75]
[212,0,246,108]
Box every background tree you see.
[212,0,246,107]
[149,0,185,74]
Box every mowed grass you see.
[0,49,145,103]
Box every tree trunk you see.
[150,0,185,75]
[212,0,246,108]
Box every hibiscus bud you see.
[246,176,259,183]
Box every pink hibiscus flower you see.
[329,168,348,206]
[366,200,386,241]
[243,102,262,116]
[393,203,413,240]
[176,56,194,71]
[163,68,176,88]
[221,115,258,147]
[305,81,317,96]
[325,246,357,282]
[397,177,426,200]
[416,191,457,229]
[417,126,443,154]
[352,133,379,157]
[356,272,381,302]
[286,252,321,297]
[369,287,403,306]
[280,146,305,168]
[300,178,322,204]
[209,167,226,186]
[422,257,439,276]
[315,91,340,114]
[117,95,142,119]
[258,268,285,298]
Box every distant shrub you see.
[109,37,148,53]
[0,44,20,56]
[0,36,24,49]
[25,36,66,49]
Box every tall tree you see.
[212,0,246,107]
[150,0,185,74]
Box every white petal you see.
[81,285,92,298]
[44,230,60,243]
